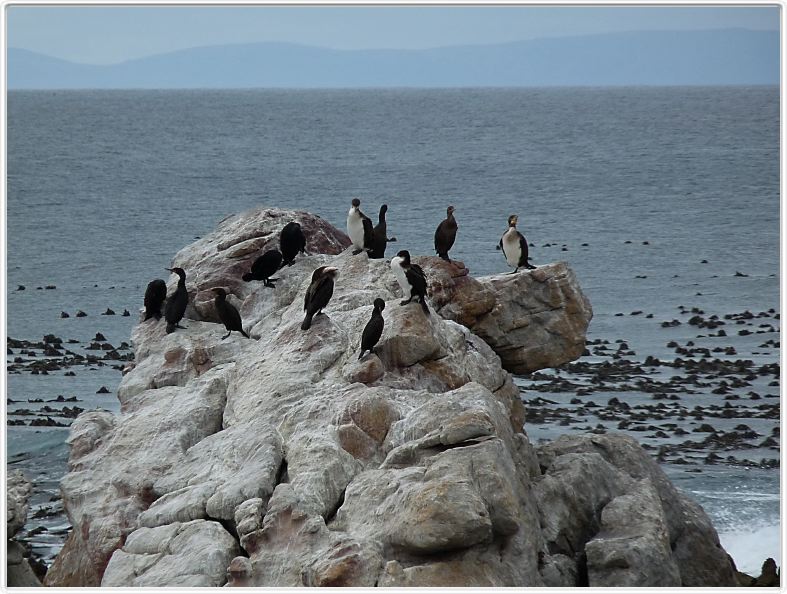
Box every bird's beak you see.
[165,268,173,272]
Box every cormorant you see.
[434,205,458,262]
[390,250,429,315]
[498,214,536,273]
[280,222,307,266]
[213,288,249,339]
[243,250,283,287]
[347,198,374,255]
[164,267,188,333]
[143,279,167,321]
[359,298,386,360]
[369,204,396,259]
[301,266,339,330]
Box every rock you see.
[61,311,70,318]
[102,520,240,586]
[96,386,110,394]
[122,309,131,316]
[226,556,253,587]
[47,207,730,588]
[7,470,32,537]
[17,285,25,290]
[6,472,42,587]
[428,260,593,374]
[76,310,87,317]
[753,558,780,586]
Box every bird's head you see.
[373,298,386,311]
[351,198,361,210]
[508,214,518,227]
[166,267,186,279]
[447,205,456,216]
[323,266,339,279]
[212,287,227,299]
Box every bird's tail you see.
[241,329,250,339]
[301,312,313,331]
[358,350,366,361]
[166,323,176,334]
[420,296,430,316]
[143,309,154,321]
[242,273,252,282]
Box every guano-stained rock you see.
[47,207,734,587]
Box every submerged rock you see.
[46,207,733,587]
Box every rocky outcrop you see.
[46,207,734,587]
[7,470,42,587]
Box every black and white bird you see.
[301,266,339,330]
[164,267,188,333]
[143,279,167,321]
[434,205,458,262]
[242,250,283,287]
[213,288,249,339]
[369,204,396,259]
[390,250,429,315]
[358,298,386,360]
[498,214,536,273]
[280,221,307,266]
[346,198,374,255]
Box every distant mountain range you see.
[8,28,778,89]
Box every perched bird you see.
[346,198,374,255]
[280,221,307,266]
[390,250,429,315]
[143,279,167,321]
[359,298,386,360]
[164,267,188,333]
[434,205,458,262]
[369,204,396,259]
[498,214,536,273]
[242,250,283,287]
[213,288,249,339]
[301,266,339,330]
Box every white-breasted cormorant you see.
[164,267,188,333]
[243,250,283,287]
[143,279,167,321]
[213,288,250,339]
[498,214,536,274]
[434,205,458,262]
[347,198,374,255]
[301,266,338,330]
[390,250,429,315]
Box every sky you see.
[6,4,781,65]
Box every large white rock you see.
[46,207,733,587]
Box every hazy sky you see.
[7,5,780,65]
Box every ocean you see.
[6,87,780,575]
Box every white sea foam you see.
[719,523,782,575]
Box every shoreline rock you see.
[44,207,737,587]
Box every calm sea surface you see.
[6,87,780,573]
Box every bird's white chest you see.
[390,257,411,299]
[347,210,365,248]
[502,229,521,267]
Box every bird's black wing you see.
[362,216,374,250]
[307,275,334,315]
[518,231,530,267]
[360,313,384,351]
[406,264,428,296]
